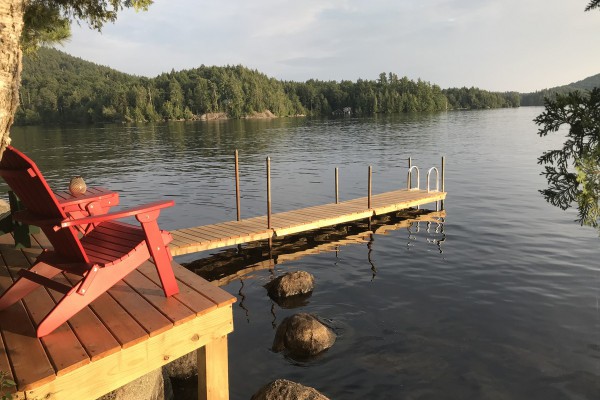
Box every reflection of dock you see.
[170,189,446,256]
[276,210,446,263]
[185,210,446,286]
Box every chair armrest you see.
[60,200,175,228]
[56,187,119,209]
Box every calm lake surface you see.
[7,108,599,399]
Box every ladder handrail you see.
[407,166,420,190]
[427,167,439,193]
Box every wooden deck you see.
[170,188,446,256]
[0,233,236,400]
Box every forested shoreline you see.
[16,48,522,125]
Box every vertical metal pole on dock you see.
[368,165,372,209]
[335,167,339,204]
[235,150,241,221]
[441,156,446,211]
[266,157,272,229]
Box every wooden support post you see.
[197,335,230,400]
[234,150,241,221]
[441,156,446,211]
[335,167,339,204]
[441,156,445,192]
[266,157,271,229]
[408,157,412,189]
[368,165,372,209]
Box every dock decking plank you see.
[107,280,173,337]
[169,188,446,256]
[121,269,196,326]
[0,238,91,377]
[29,233,150,349]
[170,265,236,307]
[188,225,243,240]
[170,189,446,256]
[0,230,236,399]
[46,274,121,362]
[15,238,121,363]
[0,251,56,392]
[137,261,218,316]
[0,325,18,398]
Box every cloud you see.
[60,0,600,92]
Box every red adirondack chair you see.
[0,146,179,337]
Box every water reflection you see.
[367,234,376,281]
[183,208,446,287]
[8,109,600,399]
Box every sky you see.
[60,0,600,93]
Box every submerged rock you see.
[265,271,315,300]
[251,379,330,400]
[272,313,336,358]
[272,292,312,309]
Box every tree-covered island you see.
[16,48,521,125]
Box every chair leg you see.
[140,221,179,297]
[0,262,63,311]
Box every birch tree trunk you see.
[0,0,24,159]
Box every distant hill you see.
[520,73,600,106]
[16,47,520,125]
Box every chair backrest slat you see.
[0,146,89,263]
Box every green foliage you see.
[534,88,600,232]
[17,48,520,125]
[586,0,600,11]
[443,87,520,109]
[0,370,16,400]
[22,1,153,53]
[521,73,600,106]
[22,3,71,54]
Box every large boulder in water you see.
[251,379,330,400]
[264,271,315,300]
[272,313,336,358]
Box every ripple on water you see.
[8,109,600,400]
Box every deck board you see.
[0,256,55,392]
[121,269,196,326]
[169,188,445,256]
[0,232,236,399]
[0,237,91,377]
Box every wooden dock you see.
[204,210,447,287]
[169,188,446,256]
[0,232,236,400]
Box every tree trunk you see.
[0,0,24,159]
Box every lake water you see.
[7,108,599,399]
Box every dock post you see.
[266,157,273,249]
[441,156,446,211]
[335,167,339,204]
[235,150,241,221]
[408,157,412,189]
[368,165,372,209]
[266,157,271,229]
[198,335,230,400]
